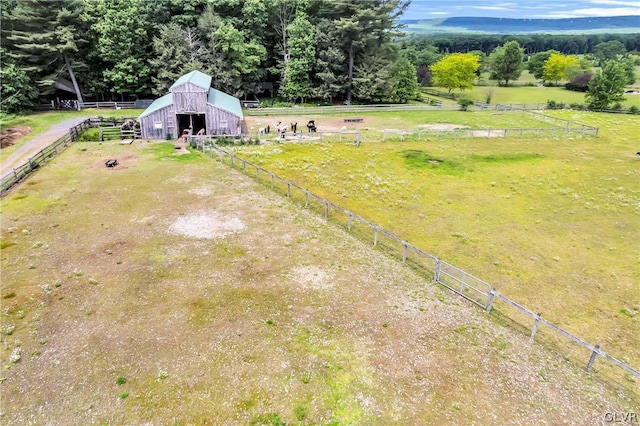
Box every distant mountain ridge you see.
[401,16,640,34]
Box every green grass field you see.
[236,110,640,376]
[0,109,144,160]
[1,138,637,424]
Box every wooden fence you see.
[1,119,92,196]
[194,140,639,382]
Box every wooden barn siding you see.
[205,105,242,135]
[172,83,209,114]
[140,106,175,139]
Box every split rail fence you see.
[195,140,639,383]
[1,119,91,195]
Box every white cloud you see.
[588,0,640,7]
[469,6,511,10]
[429,11,450,15]
[538,7,640,18]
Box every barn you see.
[137,70,244,139]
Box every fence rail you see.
[1,119,91,195]
[245,103,462,116]
[195,140,639,382]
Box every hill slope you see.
[402,15,640,34]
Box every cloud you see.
[588,0,640,6]
[469,6,511,11]
[429,11,450,15]
[541,7,640,17]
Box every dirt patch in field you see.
[419,123,468,131]
[89,153,138,171]
[245,115,368,134]
[167,211,246,239]
[0,126,32,148]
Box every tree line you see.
[1,0,418,112]
[1,0,638,114]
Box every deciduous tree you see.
[542,53,580,85]
[430,53,480,92]
[585,60,627,110]
[489,40,523,86]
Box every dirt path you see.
[0,116,90,179]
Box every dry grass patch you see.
[0,140,637,424]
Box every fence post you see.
[587,344,600,372]
[304,191,309,207]
[531,313,542,340]
[324,200,329,218]
[348,212,353,231]
[218,150,222,162]
[434,259,442,282]
[402,243,408,263]
[256,167,260,181]
[270,173,275,189]
[485,289,495,313]
[230,154,234,168]
[373,227,378,246]
[287,182,291,197]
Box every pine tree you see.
[5,0,86,102]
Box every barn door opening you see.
[176,114,206,136]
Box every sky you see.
[403,0,640,19]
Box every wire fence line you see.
[195,140,639,382]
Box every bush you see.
[78,128,100,142]
[546,100,565,110]
[565,72,593,92]
[456,95,475,111]
[629,105,639,114]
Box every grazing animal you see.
[290,122,298,133]
[197,128,205,135]
[278,124,287,139]
[307,120,317,133]
[339,125,346,133]
[637,152,640,155]
[258,127,266,135]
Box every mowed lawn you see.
[238,110,640,377]
[1,140,637,424]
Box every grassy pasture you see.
[0,109,144,159]
[0,139,637,424]
[238,110,640,377]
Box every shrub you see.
[457,95,475,111]
[629,105,639,114]
[78,128,100,142]
[565,72,593,92]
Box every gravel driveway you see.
[1,116,90,179]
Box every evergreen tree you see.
[489,40,523,86]
[312,19,346,103]
[5,0,86,102]
[585,61,627,110]
[149,24,206,95]
[0,49,39,113]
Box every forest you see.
[1,0,638,112]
